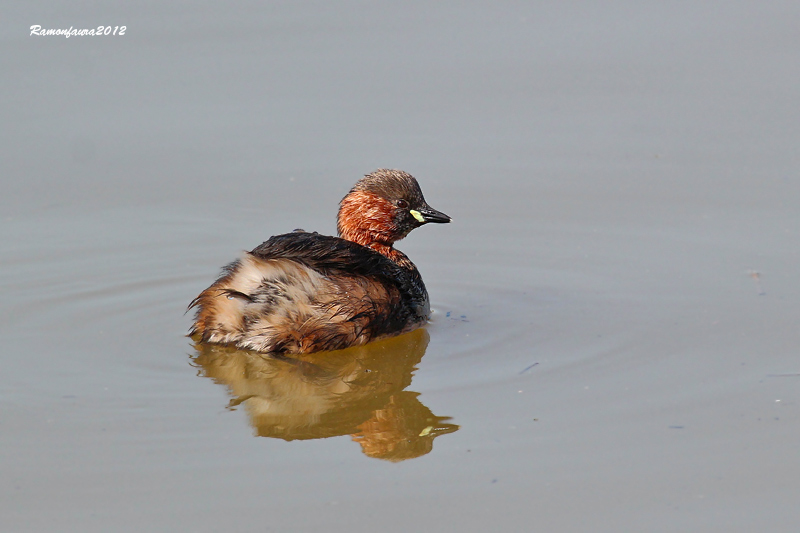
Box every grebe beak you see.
[411,205,451,224]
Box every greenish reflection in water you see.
[191,328,458,461]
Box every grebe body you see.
[189,169,450,354]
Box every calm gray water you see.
[3,2,800,532]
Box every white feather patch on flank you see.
[221,253,330,351]
[196,254,320,342]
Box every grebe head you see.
[337,169,450,248]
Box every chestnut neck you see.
[337,190,413,269]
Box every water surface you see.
[3,2,800,531]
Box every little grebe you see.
[189,169,450,354]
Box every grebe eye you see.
[396,199,409,209]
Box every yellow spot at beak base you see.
[419,426,434,437]
[409,210,426,223]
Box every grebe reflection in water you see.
[191,328,458,462]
